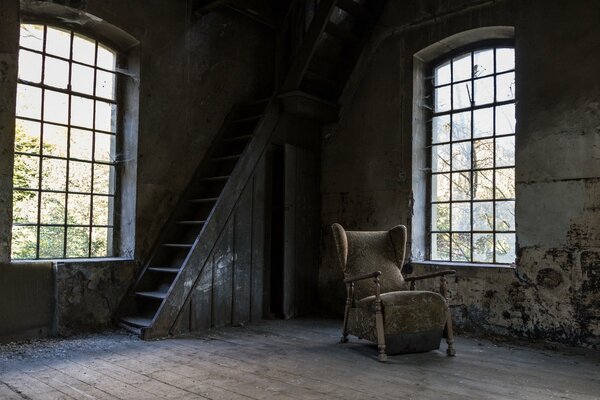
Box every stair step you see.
[239,97,270,107]
[199,175,229,182]
[231,115,262,123]
[162,243,193,248]
[189,197,218,203]
[213,154,242,162]
[120,316,153,328]
[175,220,206,225]
[147,266,180,273]
[222,134,252,142]
[325,22,359,43]
[337,0,368,17]
[136,291,168,300]
[305,70,338,90]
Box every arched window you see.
[13,24,119,259]
[428,42,516,264]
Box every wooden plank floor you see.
[1,319,599,400]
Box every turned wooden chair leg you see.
[340,282,353,343]
[374,276,387,362]
[440,276,456,356]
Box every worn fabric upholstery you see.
[332,224,406,299]
[347,291,447,343]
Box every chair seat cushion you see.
[347,291,448,343]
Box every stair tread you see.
[175,220,206,224]
[337,0,368,16]
[325,22,359,42]
[239,97,270,107]
[148,266,180,273]
[231,115,262,123]
[163,243,193,247]
[213,154,242,161]
[199,175,229,182]
[222,134,252,142]
[136,290,168,300]
[120,316,153,327]
[189,197,219,203]
[305,70,338,88]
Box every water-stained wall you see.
[320,0,600,347]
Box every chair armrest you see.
[343,271,382,283]
[404,270,456,282]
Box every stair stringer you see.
[141,99,280,339]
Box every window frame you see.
[12,22,124,260]
[425,39,516,266]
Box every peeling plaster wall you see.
[320,0,600,347]
[0,0,274,339]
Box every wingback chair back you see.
[331,223,407,300]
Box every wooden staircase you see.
[117,0,385,338]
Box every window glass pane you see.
[42,123,68,157]
[473,201,493,231]
[432,115,450,143]
[44,56,69,89]
[473,170,494,200]
[97,44,116,70]
[431,203,449,231]
[96,70,116,100]
[18,50,42,83]
[451,141,471,171]
[495,104,515,135]
[15,119,41,154]
[91,227,112,257]
[71,64,95,95]
[68,160,92,193]
[474,77,494,105]
[432,144,450,173]
[451,202,470,231]
[452,81,472,109]
[13,155,39,189]
[495,201,515,231]
[43,90,69,125]
[13,191,38,224]
[72,34,96,65]
[12,226,38,259]
[495,233,515,263]
[473,233,493,263]
[473,139,494,169]
[431,233,450,261]
[473,107,493,138]
[39,226,64,259]
[495,168,515,199]
[93,196,112,226]
[20,24,44,51]
[434,60,451,86]
[451,172,471,200]
[16,84,42,120]
[451,111,471,141]
[434,86,451,112]
[451,233,471,262]
[473,49,493,77]
[496,72,515,102]
[70,128,94,160]
[496,136,515,167]
[496,48,515,72]
[71,96,94,129]
[41,158,67,191]
[431,174,450,202]
[452,53,471,81]
[40,192,65,224]
[45,27,71,58]
[66,227,90,258]
[95,133,116,163]
[95,101,117,132]
[93,164,115,194]
[67,194,91,225]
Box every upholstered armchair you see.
[331,223,456,362]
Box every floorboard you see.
[1,319,599,400]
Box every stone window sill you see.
[411,260,516,270]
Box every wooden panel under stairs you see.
[117,97,270,334]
